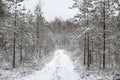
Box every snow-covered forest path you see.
[19,49,80,80]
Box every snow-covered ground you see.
[1,49,119,80]
[16,49,81,80]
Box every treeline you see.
[0,0,120,71]
[71,0,120,70]
[0,0,79,70]
[49,18,79,49]
[0,0,55,69]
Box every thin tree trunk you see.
[36,19,39,58]
[108,44,111,69]
[83,1,87,65]
[20,26,23,64]
[87,33,90,69]
[99,50,101,69]
[13,34,16,68]
[84,33,86,65]
[103,0,106,69]
[13,0,17,68]
[86,13,90,70]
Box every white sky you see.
[22,0,78,21]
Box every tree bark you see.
[13,0,17,68]
[84,33,87,65]
[103,0,106,69]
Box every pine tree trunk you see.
[87,33,90,70]
[20,17,24,64]
[99,50,101,69]
[103,0,106,69]
[86,13,90,70]
[13,0,17,68]
[84,33,86,65]
[20,31,23,64]
[36,20,39,58]
[13,34,16,68]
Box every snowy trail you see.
[19,50,80,80]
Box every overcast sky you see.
[22,0,78,21]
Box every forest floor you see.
[15,49,80,80]
[0,51,54,80]
[0,49,120,80]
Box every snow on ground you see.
[16,49,81,80]
[1,49,120,80]
[0,51,54,80]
